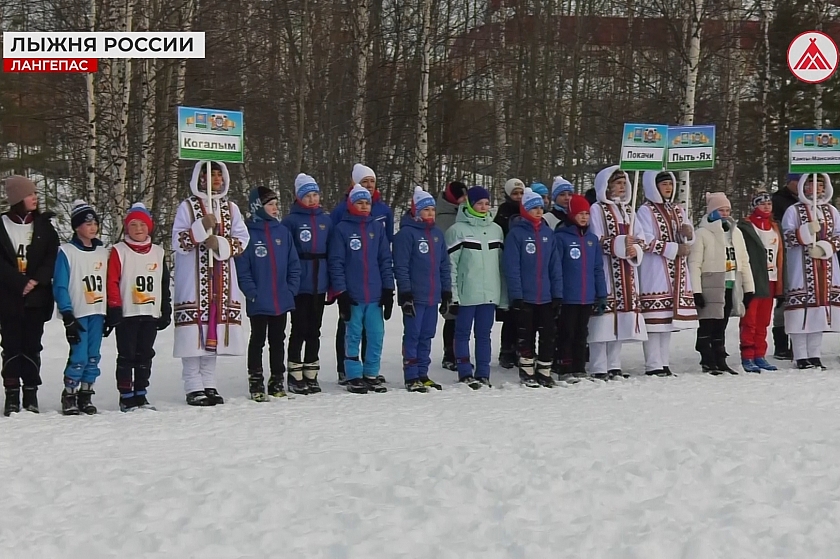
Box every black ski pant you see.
[336,318,366,374]
[696,288,733,365]
[248,314,288,379]
[115,318,157,394]
[288,293,326,364]
[1,311,47,389]
[442,318,455,361]
[500,313,517,357]
[516,303,556,363]
[557,304,592,373]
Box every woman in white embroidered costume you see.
[635,170,698,376]
[172,161,250,406]
[587,165,647,380]
[781,173,840,370]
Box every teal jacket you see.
[444,205,508,308]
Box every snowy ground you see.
[3,304,840,558]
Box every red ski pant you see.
[739,295,774,360]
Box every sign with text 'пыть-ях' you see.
[178,106,244,163]
[619,124,668,171]
[665,125,716,171]
[789,130,840,173]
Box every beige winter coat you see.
[688,216,754,319]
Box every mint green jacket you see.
[444,205,508,308]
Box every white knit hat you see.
[352,164,376,185]
[412,186,435,213]
[294,173,319,199]
[521,187,543,212]
[349,184,372,204]
[504,178,525,197]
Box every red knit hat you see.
[125,202,154,232]
[568,194,590,219]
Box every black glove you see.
[743,292,754,310]
[156,315,171,331]
[552,298,563,318]
[776,296,785,309]
[103,306,123,337]
[448,302,460,316]
[62,312,85,345]
[380,289,395,321]
[495,308,508,322]
[511,299,524,312]
[338,291,354,321]
[399,292,415,318]
[592,297,607,316]
[694,293,706,309]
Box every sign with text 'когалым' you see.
[665,125,716,171]
[619,124,668,171]
[789,130,840,173]
[178,106,244,163]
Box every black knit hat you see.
[655,172,672,185]
[257,186,277,205]
[70,199,98,230]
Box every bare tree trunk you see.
[677,0,704,212]
[489,3,510,200]
[111,0,134,234]
[86,0,97,204]
[413,0,432,187]
[295,0,310,173]
[723,0,744,194]
[352,0,370,163]
[758,0,769,187]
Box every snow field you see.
[3,303,840,558]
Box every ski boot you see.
[61,387,80,415]
[772,327,792,360]
[405,379,428,393]
[77,383,97,415]
[364,376,387,393]
[741,359,761,373]
[119,392,138,412]
[476,377,492,388]
[441,352,458,372]
[458,376,483,390]
[21,387,39,413]
[498,351,516,370]
[590,372,610,381]
[346,378,369,394]
[518,357,540,388]
[809,358,827,370]
[287,363,310,395]
[266,376,286,398]
[662,366,674,377]
[536,361,556,387]
[249,373,268,402]
[754,357,778,371]
[337,370,349,386]
[134,391,156,410]
[419,376,442,390]
[608,369,629,380]
[186,391,214,406]
[204,388,225,405]
[796,359,815,370]
[303,361,322,394]
[4,388,20,416]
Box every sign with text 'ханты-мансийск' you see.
[789,130,840,173]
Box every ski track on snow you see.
[2,305,840,558]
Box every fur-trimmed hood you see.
[189,160,230,200]
[642,170,677,204]
[594,165,632,206]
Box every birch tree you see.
[352,0,371,163]
[413,0,433,186]
[677,0,704,213]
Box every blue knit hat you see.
[467,186,490,206]
[71,199,98,230]
[551,176,574,200]
[787,173,802,183]
[349,184,372,205]
[412,186,435,214]
[521,188,544,212]
[249,187,277,221]
[530,182,549,197]
[294,173,319,200]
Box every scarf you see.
[124,235,152,254]
[748,208,772,231]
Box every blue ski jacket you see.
[393,213,451,306]
[281,202,331,295]
[236,217,301,316]
[554,224,607,304]
[504,216,563,304]
[328,212,394,304]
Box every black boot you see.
[77,383,98,415]
[287,362,310,395]
[266,376,286,398]
[772,327,792,359]
[713,341,737,375]
[303,361,321,393]
[697,335,717,373]
[21,387,39,413]
[248,372,267,402]
[204,388,225,405]
[4,388,20,416]
[61,388,80,415]
[186,390,214,406]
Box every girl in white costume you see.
[781,173,840,369]
[171,161,250,406]
[587,165,647,379]
[635,171,698,375]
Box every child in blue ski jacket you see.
[393,187,451,392]
[237,187,301,399]
[53,200,108,415]
[504,188,563,387]
[554,194,607,380]
[328,184,395,394]
[281,173,331,394]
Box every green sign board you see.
[789,130,840,173]
[619,124,668,171]
[178,106,244,163]
[665,125,715,171]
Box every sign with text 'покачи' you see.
[665,125,716,171]
[789,130,840,173]
[178,106,244,163]
[619,124,668,171]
